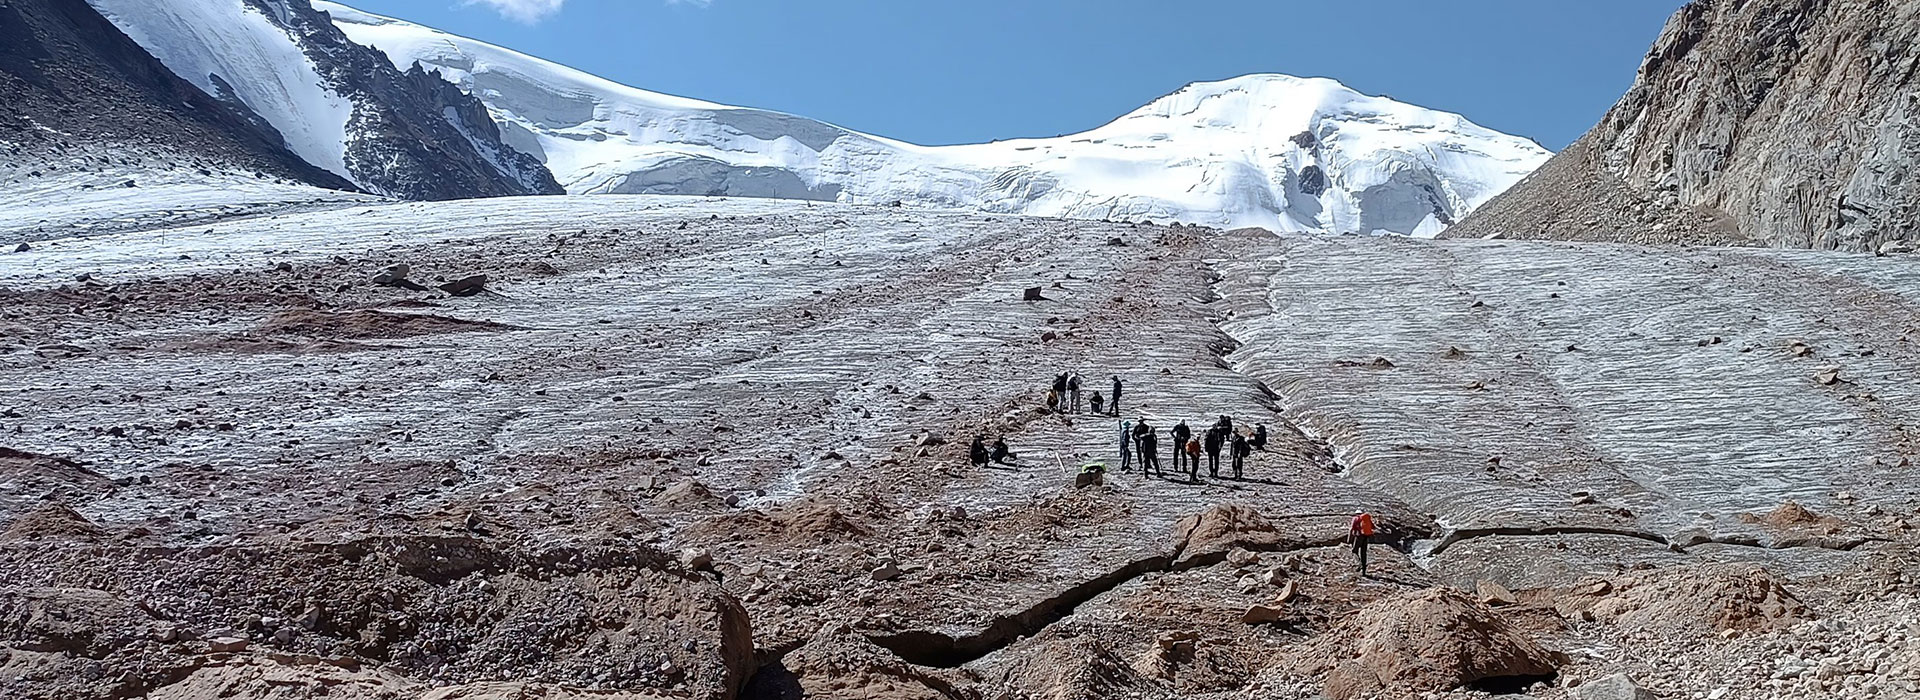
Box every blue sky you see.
[334,0,1688,150]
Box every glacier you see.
[317,2,1551,236]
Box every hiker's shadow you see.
[1363,572,1424,588]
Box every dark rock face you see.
[0,0,351,190]
[1449,0,1920,251]
[238,0,563,199]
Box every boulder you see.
[1477,579,1518,606]
[1575,674,1657,700]
[1022,286,1045,301]
[680,548,714,571]
[1242,604,1287,625]
[870,562,903,581]
[207,636,250,653]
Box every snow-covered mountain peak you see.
[321,0,1548,234]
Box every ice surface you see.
[317,2,1549,235]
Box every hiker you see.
[1184,436,1202,481]
[991,437,1013,465]
[1203,426,1224,477]
[1045,389,1061,413]
[969,436,990,468]
[1109,376,1123,416]
[1349,511,1376,576]
[1130,419,1151,464]
[1089,391,1105,415]
[1251,424,1269,451]
[1118,421,1133,471]
[1067,373,1083,414]
[1214,415,1234,436]
[1230,431,1251,479]
[1140,427,1161,477]
[1169,421,1192,472]
[1052,373,1070,409]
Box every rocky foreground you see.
[0,197,1917,699]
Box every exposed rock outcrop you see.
[1449,0,1920,251]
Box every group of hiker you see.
[1044,371,1122,416]
[966,435,1016,468]
[1118,414,1268,481]
[978,371,1378,575]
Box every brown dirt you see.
[1737,500,1850,535]
[1284,587,1565,700]
[1553,565,1815,634]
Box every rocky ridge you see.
[1447,0,1920,251]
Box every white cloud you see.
[465,0,566,24]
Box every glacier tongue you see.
[318,1,1549,235]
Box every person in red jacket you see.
[1349,512,1376,576]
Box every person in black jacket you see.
[1066,373,1083,414]
[1139,427,1161,477]
[1230,431,1251,479]
[1109,376,1123,416]
[969,436,990,468]
[1089,391,1104,415]
[1250,424,1269,451]
[1169,421,1193,472]
[1051,373,1069,411]
[991,437,1013,465]
[1203,426,1224,478]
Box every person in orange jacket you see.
[1184,437,1202,481]
[1349,511,1377,576]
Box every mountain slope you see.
[1447,0,1920,251]
[83,0,562,200]
[0,0,349,188]
[319,2,1549,235]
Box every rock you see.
[272,627,297,645]
[1022,286,1045,301]
[298,604,323,630]
[1574,673,1656,700]
[207,637,250,653]
[1040,331,1058,342]
[1155,630,1197,653]
[1813,367,1843,385]
[1477,579,1518,606]
[680,547,714,571]
[1074,469,1104,488]
[1106,237,1126,246]
[1877,239,1916,256]
[913,433,946,447]
[11,243,27,253]
[439,274,490,297]
[870,562,902,581]
[1788,341,1814,357]
[1242,604,1288,625]
[1227,548,1260,568]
